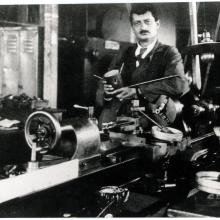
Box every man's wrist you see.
[136,87,142,97]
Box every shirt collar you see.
[135,38,157,59]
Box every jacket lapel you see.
[131,41,162,84]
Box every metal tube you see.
[190,132,215,144]
[31,143,37,162]
[129,75,178,88]
[189,1,201,90]
[138,110,164,130]
[93,74,104,80]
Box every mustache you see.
[140,30,150,34]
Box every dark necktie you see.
[136,47,147,64]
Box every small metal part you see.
[214,127,220,139]
[190,149,208,161]
[73,104,89,110]
[102,122,116,130]
[63,213,71,218]
[97,186,130,217]
[27,161,39,172]
[93,74,104,80]
[99,186,129,203]
[196,171,220,195]
[164,183,176,188]
[191,104,205,116]
[105,155,117,164]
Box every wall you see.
[101,4,131,42]
[97,3,177,46]
[157,3,177,46]
[59,5,86,38]
[57,3,178,46]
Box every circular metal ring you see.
[24,111,61,149]
[196,171,220,194]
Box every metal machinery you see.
[0,38,219,216]
[25,111,101,160]
[0,36,218,217]
[19,30,220,215]
[0,21,219,220]
[0,90,217,217]
[0,107,149,217]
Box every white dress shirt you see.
[135,39,157,67]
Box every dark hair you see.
[129,4,159,23]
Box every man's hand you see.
[103,80,115,96]
[113,87,136,101]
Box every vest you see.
[116,42,171,87]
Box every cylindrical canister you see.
[25,111,101,159]
[103,69,123,100]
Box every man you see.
[97,3,189,129]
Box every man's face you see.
[131,11,160,43]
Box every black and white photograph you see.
[0,0,219,217]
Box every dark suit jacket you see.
[96,41,189,123]
[107,40,189,103]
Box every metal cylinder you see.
[25,111,100,159]
[104,69,123,90]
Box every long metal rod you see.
[184,3,200,66]
[96,200,115,217]
[73,104,88,110]
[93,74,104,80]
[129,75,178,88]
[120,177,141,188]
[190,132,215,144]
[138,110,164,130]
[189,1,201,90]
[94,74,178,88]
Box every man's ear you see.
[156,20,160,29]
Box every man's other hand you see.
[114,87,136,101]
